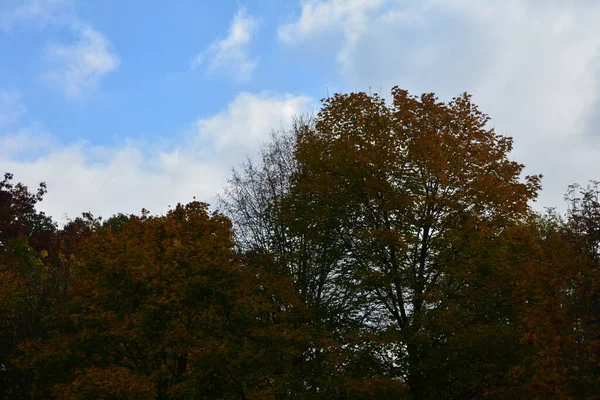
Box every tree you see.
[280,87,541,398]
[19,202,309,399]
[510,184,600,399]
[0,173,57,399]
[0,173,55,248]
[221,122,390,398]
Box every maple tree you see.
[278,87,541,398]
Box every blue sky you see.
[2,0,600,221]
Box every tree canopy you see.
[2,87,599,399]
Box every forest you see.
[2,87,600,399]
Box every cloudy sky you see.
[1,0,599,222]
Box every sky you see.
[1,0,600,222]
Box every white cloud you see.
[1,143,226,224]
[44,25,120,98]
[1,0,119,98]
[278,0,386,44]
[192,7,259,82]
[279,0,600,212]
[0,91,26,126]
[195,91,313,160]
[0,91,312,221]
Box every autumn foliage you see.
[2,87,600,399]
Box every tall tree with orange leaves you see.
[280,87,541,398]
